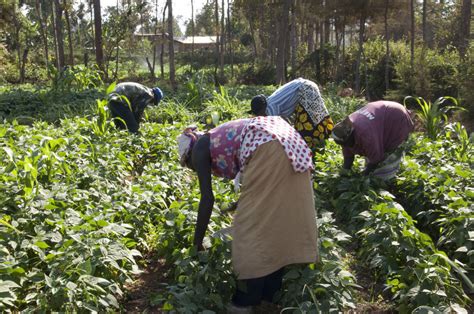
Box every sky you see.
[100,0,208,32]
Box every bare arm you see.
[343,155,355,170]
[191,135,214,250]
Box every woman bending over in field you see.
[177,116,318,312]
[332,101,414,180]
[107,82,163,133]
[249,77,333,154]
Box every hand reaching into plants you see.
[196,243,205,252]
[195,236,212,252]
[339,168,353,177]
[362,163,378,176]
[220,201,238,215]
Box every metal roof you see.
[173,36,217,44]
[134,33,218,45]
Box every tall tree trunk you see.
[341,17,346,83]
[276,0,291,84]
[114,0,120,79]
[349,24,354,45]
[315,22,319,48]
[319,20,324,50]
[20,48,29,83]
[35,0,51,78]
[420,0,429,97]
[53,0,65,69]
[269,7,276,66]
[384,0,390,92]
[214,0,220,85]
[64,0,74,65]
[319,19,325,82]
[258,4,266,61]
[322,0,330,81]
[249,19,258,61]
[324,18,330,44]
[151,0,158,77]
[13,4,23,83]
[89,1,95,52]
[308,22,315,53]
[355,12,366,94]
[77,17,82,48]
[51,2,59,69]
[167,0,176,89]
[316,21,322,81]
[271,5,278,64]
[323,0,330,44]
[191,0,195,73]
[410,0,415,70]
[83,9,89,70]
[290,0,297,77]
[160,2,167,79]
[422,0,427,45]
[458,0,472,58]
[335,16,341,81]
[295,8,299,61]
[219,0,225,82]
[93,0,104,75]
[227,0,233,78]
[77,8,86,66]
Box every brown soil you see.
[123,256,169,313]
[122,242,400,313]
[122,255,283,313]
[343,242,395,314]
[253,301,282,313]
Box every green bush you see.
[322,90,365,123]
[458,44,474,118]
[342,39,386,99]
[291,44,338,85]
[340,39,461,106]
[362,38,395,100]
[388,44,460,102]
[1,48,20,84]
[51,65,103,93]
[237,62,276,85]
[0,86,102,123]
[177,50,253,70]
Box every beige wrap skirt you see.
[232,140,318,280]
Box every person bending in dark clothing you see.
[107,82,163,133]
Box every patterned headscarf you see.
[331,118,354,144]
[177,126,204,166]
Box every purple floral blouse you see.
[208,116,314,180]
[208,119,248,179]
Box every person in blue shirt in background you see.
[107,82,163,133]
[249,78,333,153]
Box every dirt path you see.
[122,255,283,313]
[123,256,169,313]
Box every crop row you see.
[0,117,358,312]
[1,96,472,312]
[315,134,473,312]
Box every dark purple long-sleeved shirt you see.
[342,101,414,165]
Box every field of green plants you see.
[0,82,473,313]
